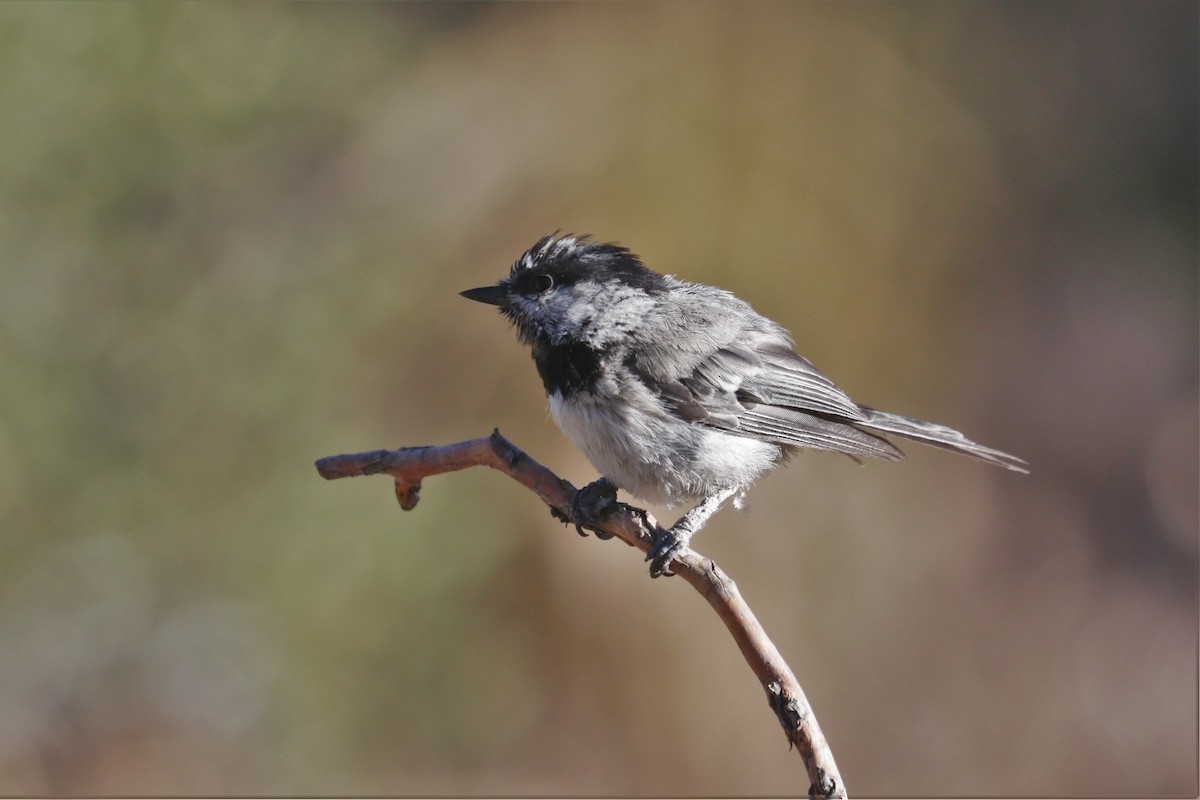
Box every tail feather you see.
[855,406,1029,473]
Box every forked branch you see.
[315,429,846,799]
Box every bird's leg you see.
[646,485,740,578]
[564,476,618,540]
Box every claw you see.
[644,486,740,577]
[645,524,692,578]
[570,477,618,540]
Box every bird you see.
[461,233,1027,577]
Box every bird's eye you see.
[534,273,554,293]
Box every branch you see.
[315,430,846,799]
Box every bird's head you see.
[460,233,669,348]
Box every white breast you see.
[547,389,781,507]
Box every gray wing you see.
[628,339,903,461]
[627,284,1026,471]
[627,287,903,461]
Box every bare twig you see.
[315,429,846,799]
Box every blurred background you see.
[0,1,1195,795]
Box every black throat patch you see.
[531,338,604,396]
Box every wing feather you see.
[625,301,898,460]
[623,283,1024,471]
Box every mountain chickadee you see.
[462,234,1027,577]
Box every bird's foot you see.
[645,522,693,578]
[566,477,618,540]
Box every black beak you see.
[459,284,508,306]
